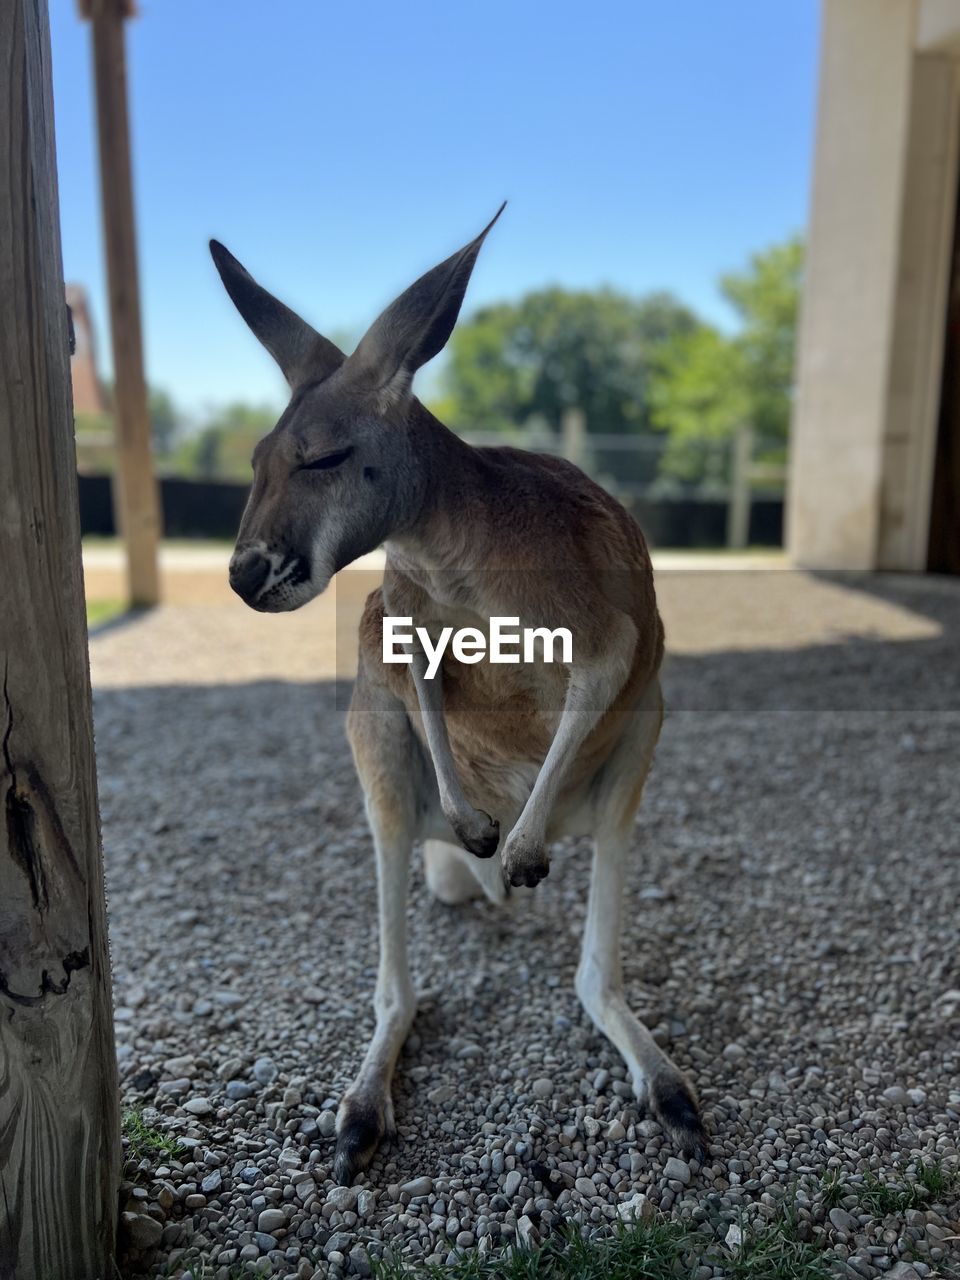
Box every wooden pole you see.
[561,406,587,469]
[726,424,754,550]
[0,2,120,1275]
[83,0,162,606]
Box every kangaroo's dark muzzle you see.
[229,547,270,602]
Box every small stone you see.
[201,1170,222,1195]
[318,1109,337,1138]
[663,1157,691,1185]
[357,1188,377,1217]
[156,1078,190,1096]
[617,1192,654,1223]
[324,1231,353,1258]
[606,1120,627,1142]
[162,1055,195,1077]
[225,1081,253,1101]
[257,1207,285,1234]
[252,1057,278,1086]
[829,1207,856,1232]
[725,1223,743,1248]
[348,1244,372,1277]
[517,1214,538,1247]
[121,1211,163,1250]
[887,1266,921,1280]
[213,989,243,1007]
[294,1177,317,1205]
[327,1185,359,1212]
[218,1057,244,1081]
[401,1176,433,1197]
[503,1170,522,1199]
[531,1077,554,1099]
[183,1097,213,1116]
[575,1176,596,1198]
[723,1043,746,1061]
[882,1086,908,1105]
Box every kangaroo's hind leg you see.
[576,678,706,1157]
[334,667,428,1184]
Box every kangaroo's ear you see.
[345,203,506,409]
[209,240,345,389]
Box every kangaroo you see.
[210,208,706,1185]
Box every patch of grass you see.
[727,1215,831,1280]
[819,1158,960,1216]
[916,1158,960,1200]
[121,1108,185,1163]
[372,1216,831,1280]
[86,598,125,628]
[819,1169,845,1209]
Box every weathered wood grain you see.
[0,2,120,1276]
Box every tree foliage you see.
[177,402,277,480]
[436,236,802,469]
[440,288,699,434]
[650,236,803,446]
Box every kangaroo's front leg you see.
[501,616,634,887]
[412,647,500,857]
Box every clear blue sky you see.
[51,0,820,418]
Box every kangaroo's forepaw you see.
[333,1092,392,1185]
[452,808,500,858]
[501,829,550,888]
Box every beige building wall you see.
[788,0,960,570]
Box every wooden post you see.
[0,2,120,1275]
[726,424,754,550]
[81,0,162,606]
[561,406,587,469]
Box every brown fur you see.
[357,422,665,808]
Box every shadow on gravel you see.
[87,605,156,640]
[663,572,960,711]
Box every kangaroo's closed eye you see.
[297,447,354,473]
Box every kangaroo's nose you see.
[229,547,270,601]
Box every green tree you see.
[179,402,278,480]
[149,387,181,457]
[650,237,803,447]
[440,288,699,434]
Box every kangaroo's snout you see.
[229,547,270,602]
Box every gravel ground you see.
[90,570,960,1278]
